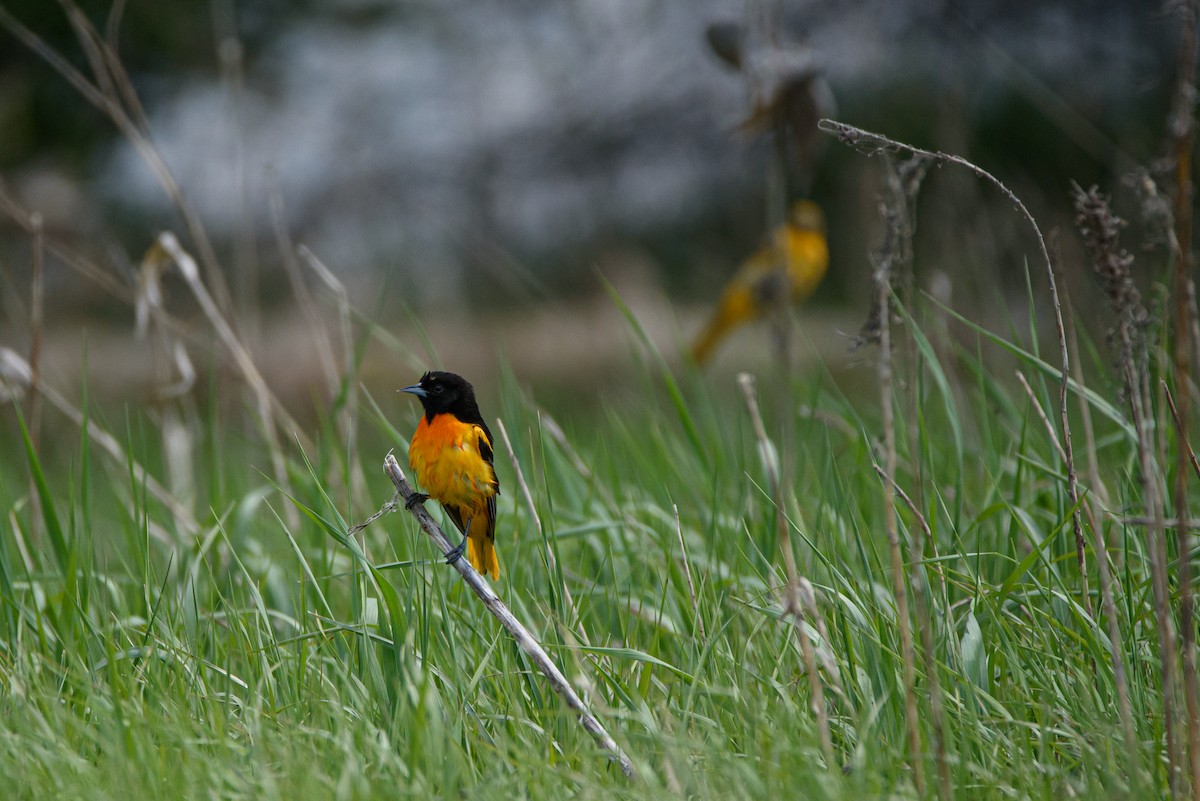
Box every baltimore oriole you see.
[401,371,501,579]
[691,200,829,365]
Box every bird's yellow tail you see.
[468,534,500,580]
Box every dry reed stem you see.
[821,119,1091,621]
[377,454,635,777]
[1168,378,1200,801]
[1074,184,1180,796]
[1015,371,1070,464]
[875,463,952,800]
[867,229,925,796]
[1168,3,1200,795]
[737,372,834,767]
[539,410,621,513]
[1061,234,1137,767]
[844,147,928,794]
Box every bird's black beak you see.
[400,384,427,398]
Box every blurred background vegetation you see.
[0,0,1181,424]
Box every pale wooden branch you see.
[380,453,634,777]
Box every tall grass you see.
[2,3,1198,798]
[2,257,1194,798]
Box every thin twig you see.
[1015,371,1068,463]
[377,454,634,777]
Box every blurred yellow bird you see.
[691,200,829,364]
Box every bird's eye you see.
[431,384,444,394]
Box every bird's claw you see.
[405,492,429,510]
[445,537,467,565]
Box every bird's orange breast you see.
[408,413,497,512]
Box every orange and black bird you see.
[401,371,501,579]
[691,200,829,365]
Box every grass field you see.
[1,235,1195,800]
[2,2,1197,797]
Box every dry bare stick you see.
[737,372,834,767]
[1075,185,1178,796]
[494,417,592,648]
[1167,3,1200,796]
[0,348,200,544]
[379,453,634,777]
[820,119,1091,623]
[1166,386,1200,484]
[672,504,705,640]
[864,222,925,795]
[874,463,952,800]
[1168,379,1200,801]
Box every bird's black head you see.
[401,371,482,424]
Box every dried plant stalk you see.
[738,372,834,767]
[868,219,925,797]
[1074,184,1178,795]
[821,119,1090,620]
[1167,2,1200,796]
[878,465,952,800]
